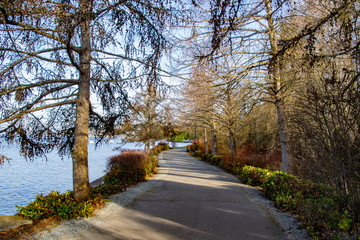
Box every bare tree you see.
[120,84,164,154]
[284,0,360,222]
[186,0,353,174]
[181,61,220,155]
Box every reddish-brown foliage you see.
[107,151,148,172]
[222,145,281,171]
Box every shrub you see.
[186,143,197,153]
[91,183,123,197]
[259,149,281,170]
[238,166,270,186]
[186,144,194,152]
[199,153,223,167]
[186,143,206,154]
[157,141,169,148]
[157,142,170,153]
[209,155,223,166]
[94,151,158,197]
[152,142,170,155]
[222,146,281,172]
[146,155,158,177]
[222,152,247,172]
[94,153,158,196]
[193,150,200,157]
[262,171,356,238]
[196,143,207,155]
[247,154,272,169]
[105,151,157,190]
[16,191,103,220]
[107,151,147,172]
[151,145,162,155]
[201,153,212,162]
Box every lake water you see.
[0,139,189,215]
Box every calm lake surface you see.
[0,139,188,215]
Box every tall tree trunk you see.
[144,113,152,154]
[226,89,236,154]
[193,126,197,155]
[276,99,294,173]
[265,0,294,174]
[144,83,155,154]
[211,120,217,156]
[145,139,151,154]
[72,0,91,202]
[229,128,235,154]
[204,128,208,154]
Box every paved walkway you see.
[78,148,286,240]
[35,148,287,240]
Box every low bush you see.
[193,150,200,157]
[186,144,194,152]
[186,143,209,155]
[237,166,270,186]
[222,152,247,172]
[186,143,199,153]
[147,155,158,174]
[151,142,170,156]
[152,142,170,155]
[208,155,223,166]
[196,143,208,155]
[198,152,223,167]
[222,146,281,172]
[261,172,357,238]
[157,141,169,149]
[16,191,103,220]
[105,151,157,190]
[200,153,212,162]
[91,183,123,197]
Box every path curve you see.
[34,148,308,240]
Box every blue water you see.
[0,139,188,215]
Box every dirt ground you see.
[0,217,62,240]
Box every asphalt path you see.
[77,148,286,240]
